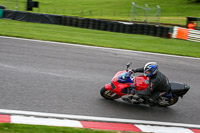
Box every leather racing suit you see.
[133,68,171,105]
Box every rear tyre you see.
[158,96,179,107]
[100,87,120,100]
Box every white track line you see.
[0,109,200,129]
[11,115,83,127]
[0,36,199,60]
[135,124,195,133]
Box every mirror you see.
[126,62,132,71]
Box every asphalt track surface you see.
[0,36,200,125]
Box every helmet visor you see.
[144,70,150,76]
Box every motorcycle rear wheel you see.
[158,96,179,107]
[100,87,120,100]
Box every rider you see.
[131,62,171,106]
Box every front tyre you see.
[100,87,120,100]
[158,96,179,107]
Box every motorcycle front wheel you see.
[100,87,120,100]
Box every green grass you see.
[0,19,199,58]
[0,0,200,25]
[0,123,116,133]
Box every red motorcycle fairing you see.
[112,76,131,96]
[105,83,112,90]
[104,70,127,91]
[104,70,134,96]
[104,70,150,97]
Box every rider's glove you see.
[131,69,136,73]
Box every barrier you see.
[99,20,107,31]
[83,18,89,28]
[124,24,133,34]
[113,22,119,32]
[88,19,95,29]
[106,21,114,32]
[2,10,170,38]
[71,17,79,27]
[3,10,61,25]
[172,26,200,42]
[162,27,170,38]
[137,24,144,34]
[118,23,125,33]
[149,25,156,36]
[143,24,150,35]
[131,24,138,34]
[156,26,164,37]
[77,18,84,28]
[63,16,72,26]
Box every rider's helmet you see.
[144,62,158,77]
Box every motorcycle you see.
[100,62,190,107]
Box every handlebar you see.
[128,70,135,80]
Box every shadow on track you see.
[98,98,179,122]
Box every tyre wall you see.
[3,10,170,38]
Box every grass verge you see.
[0,123,117,133]
[0,19,200,58]
[1,0,200,25]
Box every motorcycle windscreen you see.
[117,72,133,83]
